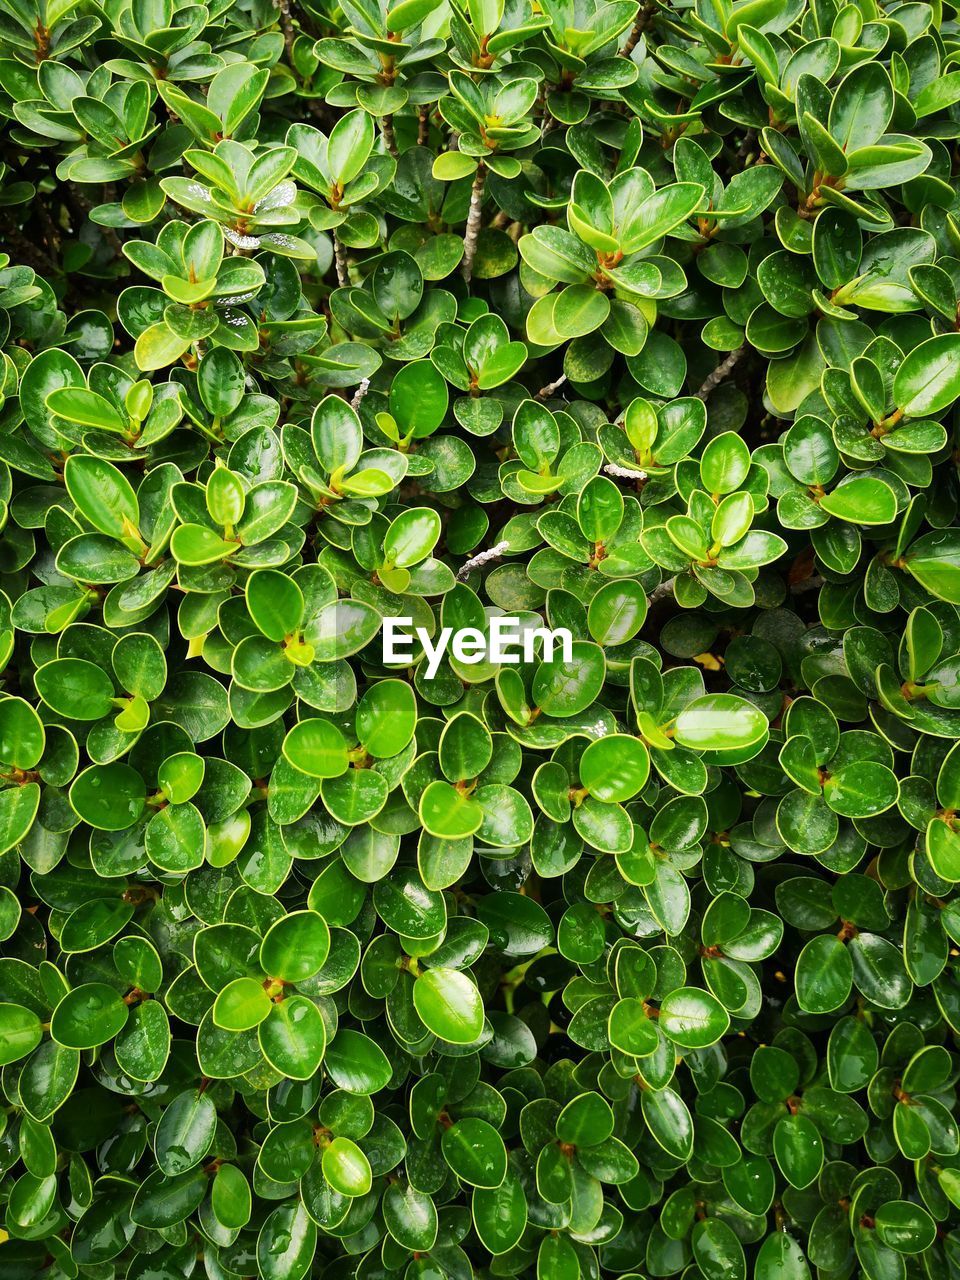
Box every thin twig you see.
[647,576,676,607]
[536,373,567,400]
[275,0,296,60]
[620,20,644,56]
[350,379,370,412]
[456,540,509,580]
[418,106,430,146]
[694,344,745,401]
[333,230,349,287]
[604,462,647,480]
[461,163,486,285]
[536,83,554,138]
[621,0,656,56]
[381,115,398,159]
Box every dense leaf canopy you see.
[0,0,958,1277]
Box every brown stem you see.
[536,373,567,400]
[350,378,370,411]
[461,162,486,285]
[621,0,656,56]
[694,344,746,401]
[648,576,676,607]
[456,539,509,580]
[275,0,296,60]
[536,83,554,138]
[417,106,430,145]
[333,230,349,287]
[621,20,643,56]
[381,114,398,158]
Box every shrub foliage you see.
[0,0,959,1277]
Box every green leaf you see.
[155,1089,217,1175]
[47,386,126,432]
[442,1117,507,1187]
[390,360,449,437]
[829,63,893,151]
[0,1004,43,1066]
[413,967,484,1044]
[383,508,442,569]
[622,182,704,254]
[322,1136,372,1196]
[212,1164,252,1230]
[473,1174,527,1254]
[69,764,146,831]
[258,996,327,1079]
[433,152,479,180]
[356,679,417,758]
[700,432,751,494]
[324,1029,392,1094]
[692,1219,746,1280]
[383,1181,438,1250]
[795,935,853,1013]
[608,997,658,1056]
[64,455,141,546]
[258,1202,317,1280]
[50,984,128,1050]
[824,481,901,527]
[420,779,483,839]
[893,334,960,417]
[0,697,44,769]
[312,395,363,475]
[214,977,272,1031]
[327,109,375,186]
[674,695,768,752]
[754,1233,810,1279]
[283,719,349,779]
[580,735,649,801]
[260,910,330,982]
[247,570,304,642]
[773,1113,823,1189]
[658,987,730,1048]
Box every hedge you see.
[0,0,958,1277]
